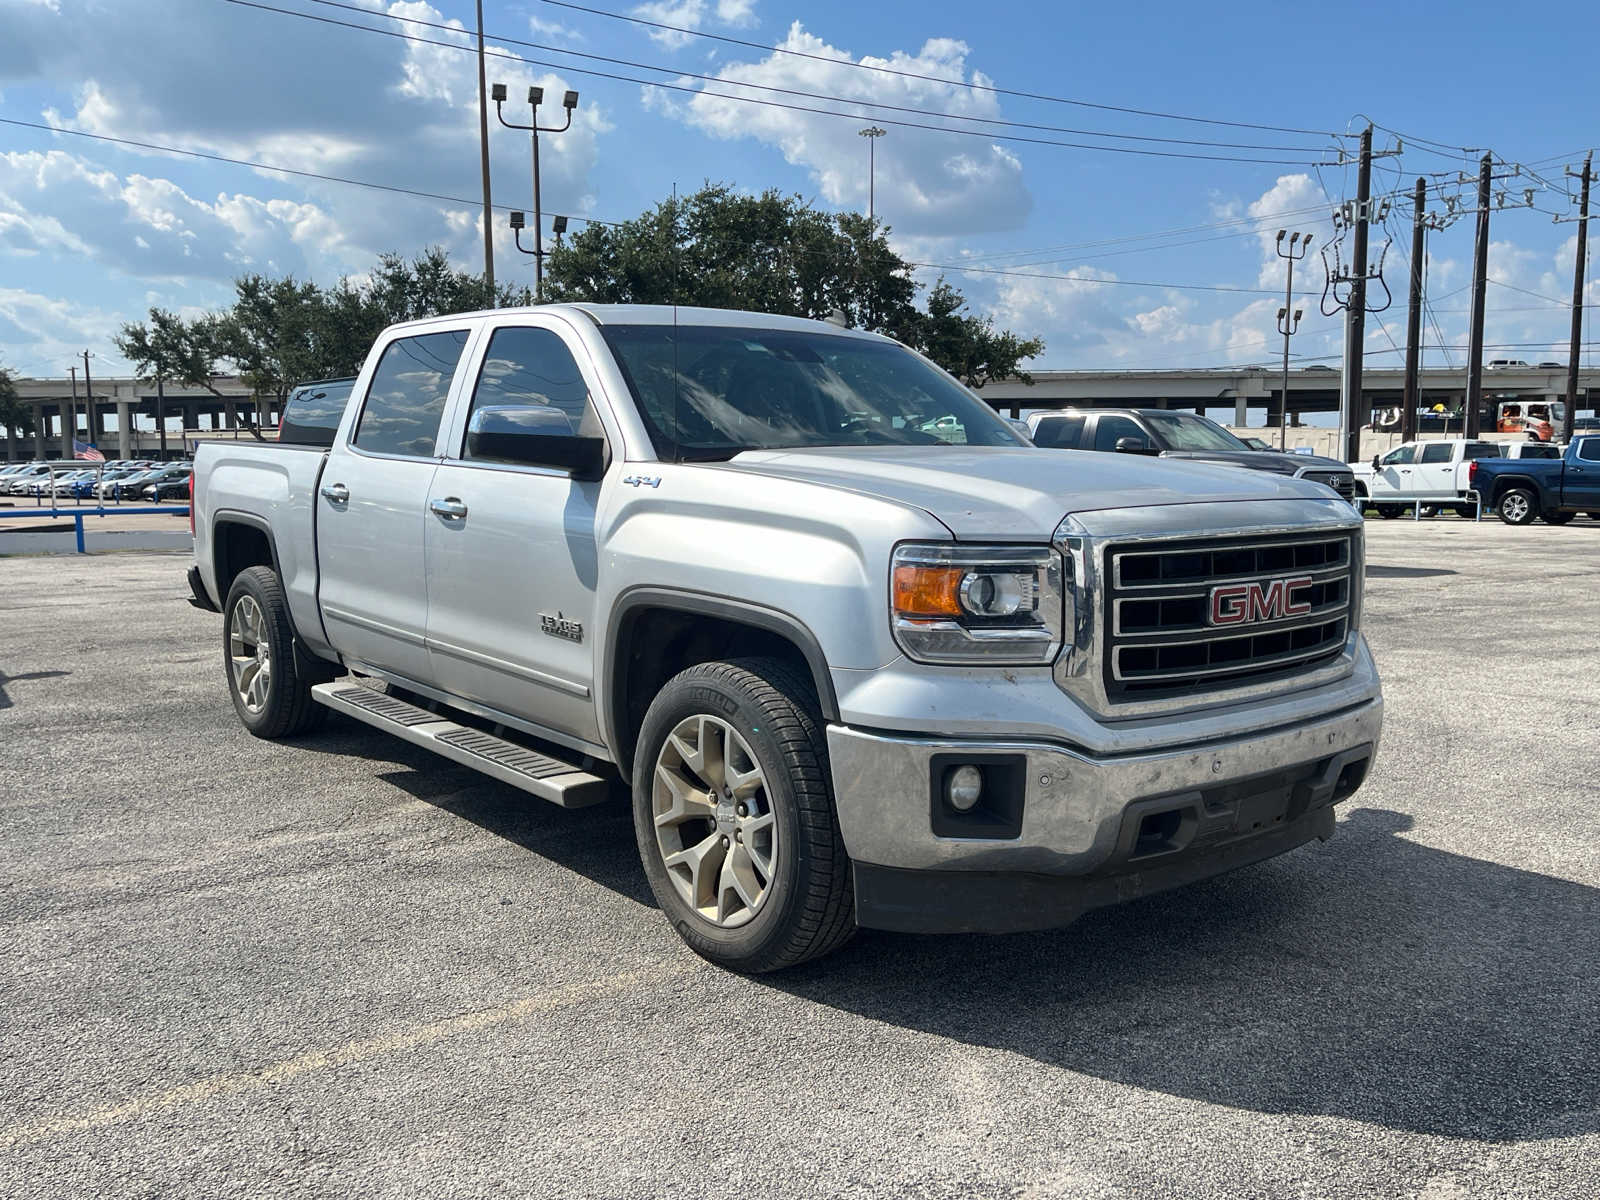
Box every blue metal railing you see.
[0,505,191,553]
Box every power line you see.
[0,115,625,226]
[221,0,1323,165]
[533,0,1343,138]
[284,0,1328,155]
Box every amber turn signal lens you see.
[892,564,965,617]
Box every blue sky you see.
[1,0,1596,385]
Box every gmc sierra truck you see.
[190,305,1383,972]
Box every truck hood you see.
[1159,449,1351,474]
[721,446,1334,539]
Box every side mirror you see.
[1114,436,1154,455]
[466,405,606,480]
[1371,454,1381,470]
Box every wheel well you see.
[1488,475,1538,503]
[1352,480,1369,497]
[213,520,275,600]
[609,605,835,773]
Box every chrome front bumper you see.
[826,694,1383,877]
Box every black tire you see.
[1497,487,1539,526]
[222,565,332,738]
[1543,510,1574,526]
[1376,504,1404,519]
[631,658,855,972]
[1450,505,1477,519]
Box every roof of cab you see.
[381,303,891,341]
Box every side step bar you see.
[311,682,611,809]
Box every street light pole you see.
[474,0,494,296]
[858,126,886,223]
[494,84,578,302]
[1274,230,1311,449]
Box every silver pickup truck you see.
[191,304,1383,971]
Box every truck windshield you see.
[599,324,1026,460]
[1141,411,1250,452]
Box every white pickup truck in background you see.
[1352,438,1509,517]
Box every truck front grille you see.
[1299,470,1356,501]
[1103,533,1353,700]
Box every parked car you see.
[1027,407,1357,501]
[192,304,1382,972]
[143,471,192,501]
[6,464,56,496]
[112,468,175,499]
[1470,434,1600,525]
[1351,438,1505,518]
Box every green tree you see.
[114,308,227,396]
[0,355,32,461]
[543,183,1041,385]
[911,278,1046,389]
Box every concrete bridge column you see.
[59,401,73,458]
[224,401,237,430]
[117,401,134,460]
[32,403,47,459]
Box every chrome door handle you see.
[320,482,349,504]
[429,497,468,520]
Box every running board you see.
[312,682,611,809]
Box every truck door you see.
[316,327,472,682]
[1567,437,1600,509]
[1414,441,1456,498]
[423,319,612,748]
[1372,443,1416,498]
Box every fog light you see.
[947,765,984,812]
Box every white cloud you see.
[631,0,758,49]
[665,25,1030,237]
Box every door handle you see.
[320,482,349,504]
[430,497,469,520]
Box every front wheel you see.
[223,566,331,738]
[1497,488,1538,526]
[1376,504,1404,519]
[632,658,855,972]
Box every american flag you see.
[73,440,105,462]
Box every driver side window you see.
[1094,415,1147,452]
[1381,445,1416,466]
[462,326,600,458]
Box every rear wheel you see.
[1376,504,1404,519]
[1497,488,1538,526]
[632,658,855,972]
[1450,505,1477,519]
[223,566,332,738]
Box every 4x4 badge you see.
[622,475,662,488]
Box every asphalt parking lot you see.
[2,520,1598,1198]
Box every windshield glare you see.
[600,324,1026,459]
[1145,411,1250,452]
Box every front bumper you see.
[826,694,1382,933]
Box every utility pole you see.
[1274,230,1310,448]
[495,84,579,302]
[1463,152,1493,439]
[475,0,495,297]
[1339,126,1374,465]
[156,373,168,460]
[1402,177,1427,445]
[64,365,79,458]
[858,126,886,223]
[82,350,96,452]
[1563,155,1593,444]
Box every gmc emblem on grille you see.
[1208,576,1313,626]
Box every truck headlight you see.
[891,543,1064,665]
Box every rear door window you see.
[1419,443,1453,464]
[1031,414,1085,448]
[352,330,470,458]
